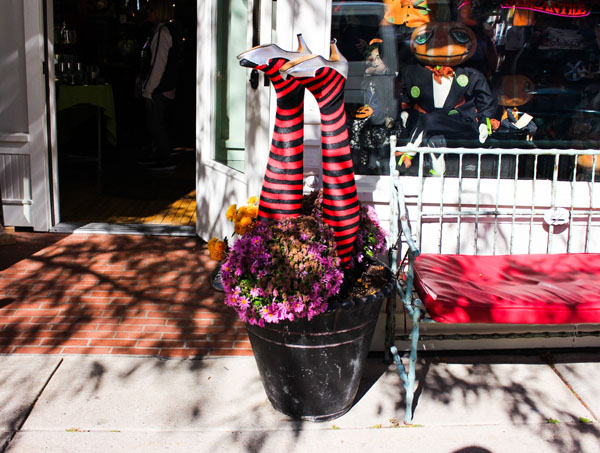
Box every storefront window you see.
[331,1,600,179]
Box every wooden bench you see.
[385,137,600,424]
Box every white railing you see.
[389,137,600,256]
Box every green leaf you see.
[579,417,592,424]
[547,417,560,424]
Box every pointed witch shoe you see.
[279,39,349,79]
[237,34,311,68]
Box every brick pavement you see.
[0,232,252,357]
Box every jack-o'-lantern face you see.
[410,21,476,67]
[498,75,534,107]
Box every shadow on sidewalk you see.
[0,232,244,358]
[0,232,67,271]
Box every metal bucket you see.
[245,274,393,422]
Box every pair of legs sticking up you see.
[237,35,359,266]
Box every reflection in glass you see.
[331,1,600,180]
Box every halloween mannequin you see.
[349,39,402,174]
[396,2,498,175]
[237,35,312,221]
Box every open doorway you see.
[52,0,197,231]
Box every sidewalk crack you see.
[542,352,599,423]
[1,358,64,453]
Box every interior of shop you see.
[53,0,197,227]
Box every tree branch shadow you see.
[402,349,600,452]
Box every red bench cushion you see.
[413,253,600,324]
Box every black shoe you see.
[146,159,176,171]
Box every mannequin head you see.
[410,21,476,67]
[365,39,387,74]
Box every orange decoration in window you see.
[381,0,430,28]
[410,21,476,67]
[577,155,599,170]
[498,75,534,107]
[513,9,536,26]
[354,105,374,119]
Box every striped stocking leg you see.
[242,58,306,220]
[293,67,360,265]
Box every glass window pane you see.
[215,0,248,172]
[331,1,600,179]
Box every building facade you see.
[2,1,599,348]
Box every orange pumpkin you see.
[498,75,534,107]
[577,155,600,171]
[410,21,477,67]
[354,105,374,119]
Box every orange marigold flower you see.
[247,205,258,218]
[234,222,243,235]
[247,195,259,205]
[207,237,219,252]
[235,206,248,222]
[225,204,237,222]
[214,240,227,252]
[239,216,252,227]
[209,248,226,261]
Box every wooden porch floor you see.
[58,148,197,227]
[60,187,197,226]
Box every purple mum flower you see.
[221,191,387,325]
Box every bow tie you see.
[425,65,455,84]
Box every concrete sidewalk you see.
[1,351,599,453]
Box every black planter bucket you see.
[245,271,393,422]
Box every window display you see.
[331,0,600,178]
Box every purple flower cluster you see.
[220,192,388,325]
[351,205,388,268]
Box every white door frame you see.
[46,0,60,227]
[0,0,53,231]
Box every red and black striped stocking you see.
[247,59,305,220]
[294,67,360,265]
